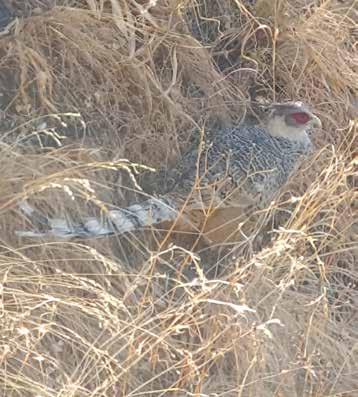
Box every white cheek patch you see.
[266,116,308,142]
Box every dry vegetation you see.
[0,0,357,396]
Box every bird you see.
[16,101,321,243]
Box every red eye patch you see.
[291,112,310,124]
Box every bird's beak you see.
[311,114,322,128]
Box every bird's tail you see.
[16,197,179,239]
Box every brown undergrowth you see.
[0,1,357,396]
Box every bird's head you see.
[264,102,321,143]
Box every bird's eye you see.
[290,112,310,124]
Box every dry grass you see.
[0,0,357,396]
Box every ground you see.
[0,1,357,396]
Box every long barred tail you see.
[16,197,179,239]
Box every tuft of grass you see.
[0,1,357,396]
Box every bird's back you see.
[166,124,313,210]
